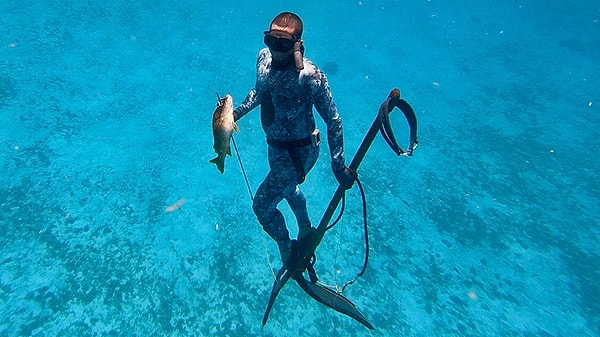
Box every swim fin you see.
[294,275,374,330]
[262,265,294,326]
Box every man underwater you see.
[233,12,355,263]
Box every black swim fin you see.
[294,275,374,330]
[262,234,313,326]
[262,265,294,326]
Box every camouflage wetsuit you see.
[234,48,346,252]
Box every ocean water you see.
[1,0,598,336]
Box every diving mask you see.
[264,30,305,71]
[264,30,297,52]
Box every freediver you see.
[232,12,355,263]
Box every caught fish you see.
[210,94,238,173]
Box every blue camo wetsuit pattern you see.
[234,48,346,252]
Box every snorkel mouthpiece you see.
[293,40,304,72]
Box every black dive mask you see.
[264,30,305,72]
[264,30,296,52]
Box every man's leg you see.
[284,145,319,239]
[252,152,302,262]
[253,172,290,254]
[283,185,313,239]
[253,145,318,261]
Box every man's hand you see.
[333,166,355,190]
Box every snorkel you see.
[293,40,304,72]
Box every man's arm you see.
[233,49,270,121]
[233,88,260,121]
[311,70,345,171]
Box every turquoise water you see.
[1,0,599,336]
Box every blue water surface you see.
[1,1,599,336]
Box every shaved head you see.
[270,12,303,39]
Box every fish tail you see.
[209,156,225,173]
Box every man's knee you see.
[252,196,267,222]
[253,192,280,227]
[282,184,299,199]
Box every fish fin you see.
[233,121,239,133]
[209,157,225,173]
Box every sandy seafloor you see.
[1,0,599,336]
